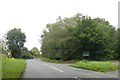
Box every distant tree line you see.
[40,13,119,61]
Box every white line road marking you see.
[50,66,64,72]
[44,64,47,65]
[74,77,78,78]
[74,77,81,80]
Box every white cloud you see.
[0,0,119,50]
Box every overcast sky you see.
[0,0,119,50]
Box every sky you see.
[0,0,119,50]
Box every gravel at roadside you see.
[105,70,118,76]
[105,61,119,76]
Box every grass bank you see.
[40,57,79,64]
[1,54,26,80]
[71,60,118,72]
[40,57,118,72]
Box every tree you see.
[31,47,40,57]
[59,37,81,60]
[74,17,117,60]
[116,28,120,59]
[40,13,117,61]
[21,47,32,59]
[6,28,26,58]
[40,16,71,59]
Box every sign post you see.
[82,51,90,60]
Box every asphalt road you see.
[22,59,118,80]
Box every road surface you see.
[22,59,118,80]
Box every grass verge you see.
[2,54,26,80]
[40,57,79,64]
[40,57,118,72]
[71,60,118,72]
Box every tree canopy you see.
[31,47,40,57]
[6,28,26,58]
[40,13,118,61]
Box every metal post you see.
[2,44,3,54]
[0,42,2,80]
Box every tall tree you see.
[73,17,117,60]
[40,17,70,59]
[6,28,26,58]
[40,13,117,61]
[116,28,120,59]
[31,47,40,56]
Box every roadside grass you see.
[40,57,79,64]
[40,57,119,72]
[71,60,118,72]
[0,63,1,79]
[1,54,26,80]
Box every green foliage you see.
[116,28,120,59]
[40,13,117,61]
[74,17,117,60]
[0,43,2,53]
[31,47,40,57]
[6,28,26,58]
[21,47,33,59]
[40,58,62,63]
[40,57,80,64]
[72,60,118,72]
[0,42,7,54]
[41,18,70,59]
[59,37,81,60]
